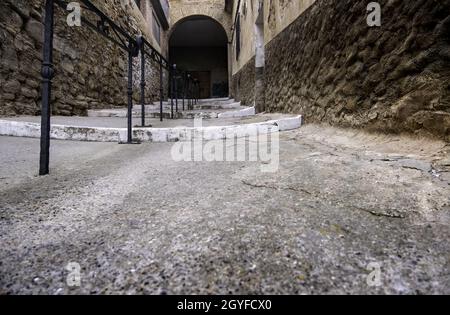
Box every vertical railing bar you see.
[170,66,174,119]
[159,62,163,122]
[139,37,146,127]
[182,73,185,111]
[187,75,191,110]
[127,40,134,143]
[39,0,54,176]
[173,75,178,113]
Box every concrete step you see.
[198,98,236,105]
[153,98,237,107]
[88,106,254,120]
[148,101,242,110]
[0,114,303,143]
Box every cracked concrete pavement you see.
[0,124,449,294]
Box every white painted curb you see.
[0,115,302,143]
[88,104,249,119]
[218,106,256,118]
[151,101,242,109]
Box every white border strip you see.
[0,115,302,143]
[218,106,256,118]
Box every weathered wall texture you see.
[231,0,316,76]
[264,0,316,45]
[169,0,232,39]
[0,0,167,116]
[230,0,257,75]
[264,0,450,140]
[231,56,255,106]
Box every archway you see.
[169,16,229,99]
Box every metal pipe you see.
[159,62,163,122]
[192,80,195,107]
[182,73,185,111]
[174,67,178,114]
[175,79,178,113]
[39,0,54,176]
[127,39,134,143]
[187,74,191,110]
[170,67,174,119]
[195,80,199,105]
[139,37,146,127]
[229,0,242,45]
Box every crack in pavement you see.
[352,206,406,219]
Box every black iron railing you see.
[168,67,200,118]
[136,35,170,125]
[39,0,200,175]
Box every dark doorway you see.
[169,16,229,98]
[191,71,211,99]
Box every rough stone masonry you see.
[1,0,450,140]
[0,0,164,117]
[263,0,450,140]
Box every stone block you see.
[25,19,43,44]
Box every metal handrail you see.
[54,0,137,52]
[137,37,199,124]
[39,0,201,175]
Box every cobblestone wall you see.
[265,0,450,140]
[231,56,255,106]
[169,0,232,39]
[0,0,166,116]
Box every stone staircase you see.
[87,98,252,119]
[151,98,241,109]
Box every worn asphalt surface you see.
[0,124,449,294]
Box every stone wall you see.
[264,0,450,140]
[264,0,316,45]
[0,0,167,117]
[169,0,232,39]
[231,56,255,106]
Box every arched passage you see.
[169,16,229,99]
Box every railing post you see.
[170,66,174,119]
[192,78,194,107]
[137,36,146,127]
[192,79,194,106]
[196,80,199,104]
[197,80,200,104]
[193,80,196,105]
[182,73,185,111]
[126,39,136,143]
[174,66,178,114]
[187,76,189,110]
[39,0,55,176]
[187,74,191,110]
[159,62,164,122]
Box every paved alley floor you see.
[0,125,449,294]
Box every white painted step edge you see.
[151,102,242,108]
[0,115,302,143]
[88,106,252,119]
[218,106,255,118]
